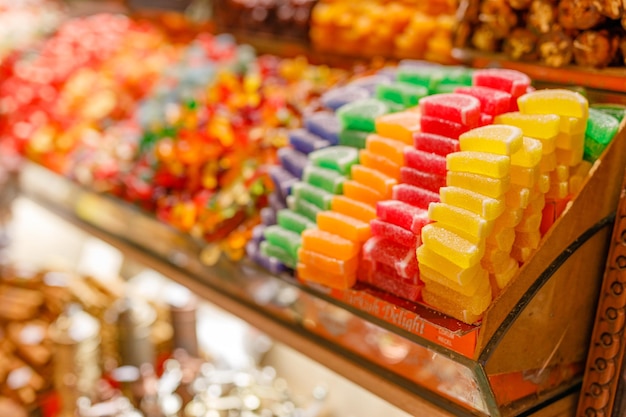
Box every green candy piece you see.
[277,209,316,234]
[309,146,360,175]
[381,100,406,113]
[584,141,606,162]
[337,98,390,132]
[586,108,619,145]
[292,182,333,210]
[439,66,474,86]
[376,82,429,108]
[397,66,443,92]
[290,196,321,222]
[434,83,468,94]
[339,129,369,149]
[303,166,345,194]
[591,103,626,123]
[260,241,297,269]
[263,225,301,260]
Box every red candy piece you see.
[473,69,531,98]
[376,200,430,234]
[404,148,447,177]
[370,219,420,247]
[363,236,419,279]
[420,115,470,139]
[400,167,446,193]
[479,113,494,126]
[363,262,423,302]
[419,93,481,127]
[413,132,460,156]
[392,183,440,209]
[454,86,512,116]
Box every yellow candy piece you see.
[350,164,396,199]
[365,134,407,166]
[510,165,540,188]
[417,245,483,286]
[511,137,542,168]
[555,146,583,166]
[459,125,523,155]
[421,223,484,269]
[317,210,371,243]
[439,186,505,220]
[422,276,491,324]
[546,181,569,199]
[492,258,519,290]
[555,132,584,151]
[498,206,524,228]
[536,174,550,193]
[514,229,542,249]
[428,202,493,244]
[420,265,488,297]
[540,153,557,172]
[447,171,510,198]
[511,245,535,263]
[486,219,515,252]
[559,115,587,135]
[569,160,593,195]
[523,194,546,215]
[331,195,377,223]
[301,228,359,260]
[515,213,542,233]
[518,89,589,119]
[505,185,530,209]
[375,111,421,145]
[482,245,513,274]
[447,151,510,179]
[550,165,570,182]
[343,180,383,206]
[493,112,560,139]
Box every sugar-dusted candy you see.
[473,69,531,98]
[537,174,550,193]
[420,264,488,297]
[447,171,510,198]
[540,152,557,172]
[393,183,440,209]
[420,115,471,139]
[421,223,484,268]
[269,192,287,211]
[292,182,334,210]
[344,179,383,205]
[349,74,393,92]
[298,247,359,276]
[414,132,460,156]
[493,112,560,140]
[277,209,316,234]
[303,165,345,194]
[569,161,593,195]
[482,245,513,274]
[546,181,569,199]
[404,148,447,176]
[304,112,341,145]
[339,129,369,149]
[510,165,540,188]
[260,241,297,269]
[555,132,584,151]
[337,98,390,132]
[458,125,523,156]
[261,208,276,226]
[375,111,422,145]
[514,229,542,249]
[365,134,407,166]
[289,129,330,154]
[492,258,519,290]
[263,225,302,259]
[297,262,357,289]
[486,221,515,252]
[351,165,397,197]
[504,185,531,209]
[420,93,481,126]
[301,228,359,260]
[584,108,620,161]
[559,115,587,135]
[321,85,370,111]
[525,194,547,214]
[249,244,286,275]
[555,146,584,166]
[278,147,309,178]
[376,82,428,108]
[550,165,569,184]
[397,65,443,91]
[480,113,494,126]
[400,167,446,193]
[428,202,493,244]
[511,137,543,168]
[590,103,626,123]
[317,210,371,242]
[498,205,524,228]
[363,263,423,302]
[363,236,418,279]
[417,245,483,285]
[376,200,429,234]
[269,166,297,199]
[439,186,505,220]
[511,245,534,263]
[359,149,402,179]
[309,146,359,175]
[293,196,321,222]
[370,219,419,247]
[422,276,491,323]
[454,86,512,116]
[447,151,511,178]
[518,89,588,119]
[331,195,377,223]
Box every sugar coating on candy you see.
[586,108,619,146]
[540,153,557,172]
[317,210,371,242]
[297,262,357,290]
[260,241,297,269]
[263,225,302,259]
[349,74,393,93]
[370,219,419,247]
[422,273,492,320]
[473,69,531,98]
[504,185,531,209]
[486,223,515,252]
[365,134,408,166]
[492,258,519,290]
[400,167,446,193]
[480,113,494,126]
[376,82,428,108]
[359,149,402,180]
[343,180,384,206]
[375,111,422,145]
[559,115,587,135]
[397,65,443,91]
[331,195,377,223]
[459,125,523,156]
[420,115,471,139]
[518,89,589,119]
[417,245,484,285]
[511,137,543,168]
[494,112,560,140]
[293,197,321,222]
[303,165,345,194]
[392,183,440,209]
[269,166,297,200]
[277,209,316,234]
[297,247,359,276]
[428,202,494,244]
[446,151,511,178]
[289,129,331,155]
[261,208,277,226]
[439,186,505,220]
[304,112,341,145]
[482,246,513,274]
[321,85,370,111]
[309,146,359,175]
[414,132,460,156]
[421,223,484,269]
[337,98,390,132]
[555,132,584,151]
[292,182,334,210]
[515,215,543,236]
[454,86,512,116]
[339,129,369,149]
[351,164,397,197]
[278,147,309,178]
[376,200,430,234]
[447,171,511,198]
[362,236,419,279]
[420,263,488,297]
[363,264,423,302]
[404,148,447,177]
[419,93,481,127]
[301,228,359,260]
[555,146,584,166]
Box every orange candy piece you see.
[343,180,384,206]
[301,228,359,260]
[298,248,359,276]
[317,210,371,242]
[374,111,421,145]
[351,164,397,198]
[331,195,377,223]
[297,262,357,289]
[359,149,402,180]
[365,134,407,166]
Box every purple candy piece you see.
[254,250,287,274]
[268,166,298,201]
[289,129,331,154]
[261,207,277,226]
[304,112,341,145]
[269,191,287,211]
[246,240,259,259]
[376,67,397,81]
[321,85,371,111]
[278,147,309,179]
[399,59,441,68]
[348,75,392,93]
[252,225,267,243]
